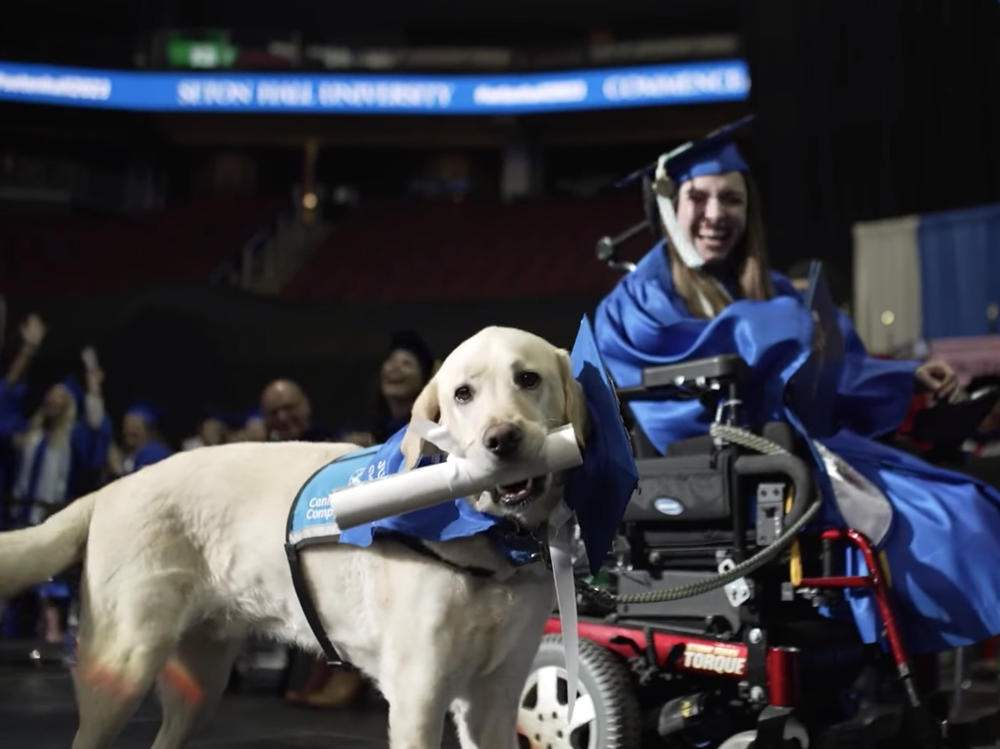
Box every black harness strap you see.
[284,460,352,667]
[284,541,351,666]
[389,533,497,578]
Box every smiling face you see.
[379,349,425,402]
[260,380,311,441]
[401,326,586,529]
[675,171,748,264]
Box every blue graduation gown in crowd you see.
[0,382,112,519]
[0,382,111,607]
[0,382,26,434]
[594,243,1000,653]
[67,416,114,493]
[129,440,173,473]
[0,381,27,501]
[0,383,111,520]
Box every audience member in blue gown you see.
[107,401,173,477]
[0,314,111,643]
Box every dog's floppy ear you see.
[557,349,589,449]
[400,376,441,470]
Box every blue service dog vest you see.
[284,429,543,664]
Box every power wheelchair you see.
[516,215,1000,749]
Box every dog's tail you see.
[0,493,97,597]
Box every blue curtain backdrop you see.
[919,203,1000,338]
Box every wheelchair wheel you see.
[717,722,810,749]
[517,634,640,749]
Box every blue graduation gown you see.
[68,414,113,495]
[130,440,173,472]
[0,383,111,511]
[0,382,26,437]
[0,382,27,497]
[594,243,1000,653]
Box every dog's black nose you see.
[483,423,523,458]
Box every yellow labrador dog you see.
[0,326,586,749]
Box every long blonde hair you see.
[27,384,78,448]
[666,172,774,318]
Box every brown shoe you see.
[304,668,364,709]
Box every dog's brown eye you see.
[454,385,473,403]
[515,371,541,389]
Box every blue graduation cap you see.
[126,400,162,427]
[663,139,749,185]
[615,115,756,269]
[565,316,639,575]
[616,114,755,189]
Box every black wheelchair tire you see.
[518,634,641,749]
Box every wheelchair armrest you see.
[643,354,746,387]
[617,354,747,402]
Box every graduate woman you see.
[594,120,1000,653]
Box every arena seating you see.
[283,192,641,302]
[0,195,281,300]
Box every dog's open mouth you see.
[492,476,546,506]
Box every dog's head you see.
[400,326,587,529]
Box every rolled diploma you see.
[328,424,582,532]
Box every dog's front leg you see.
[382,680,449,749]
[450,686,520,749]
[450,647,539,749]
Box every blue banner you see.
[0,59,749,115]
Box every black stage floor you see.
[0,640,460,748]
[3,638,999,748]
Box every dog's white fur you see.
[0,326,587,749]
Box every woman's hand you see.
[4,313,46,386]
[914,359,961,403]
[84,367,105,394]
[19,313,46,350]
[107,442,125,477]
